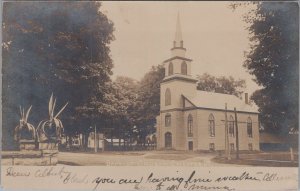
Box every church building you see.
[156,15,260,151]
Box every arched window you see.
[208,114,215,137]
[230,143,235,151]
[187,114,193,137]
[181,61,187,75]
[165,132,172,148]
[247,117,253,138]
[229,116,234,137]
[165,114,171,127]
[165,88,171,106]
[168,62,173,75]
[209,143,215,151]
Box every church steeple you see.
[174,13,183,48]
[163,13,196,81]
[171,13,186,58]
[160,13,197,112]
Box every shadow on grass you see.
[58,161,82,166]
[60,150,146,156]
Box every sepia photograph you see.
[1,1,299,190]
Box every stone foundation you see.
[1,150,58,166]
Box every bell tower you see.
[160,13,197,111]
[157,13,197,150]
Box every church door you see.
[188,141,193,151]
[165,132,172,148]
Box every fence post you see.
[290,147,294,162]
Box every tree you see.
[196,73,246,98]
[134,65,165,144]
[2,2,115,149]
[233,2,299,134]
[112,76,138,147]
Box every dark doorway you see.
[165,132,172,148]
[188,141,193,151]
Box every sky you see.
[101,1,260,95]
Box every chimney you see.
[245,93,249,104]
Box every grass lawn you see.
[213,151,298,167]
[145,154,193,160]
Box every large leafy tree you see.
[111,76,138,144]
[2,2,114,149]
[134,65,165,143]
[234,2,299,134]
[196,73,246,98]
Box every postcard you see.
[1,1,298,190]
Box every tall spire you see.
[174,12,183,48]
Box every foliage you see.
[14,106,35,141]
[2,2,114,149]
[196,73,246,98]
[134,65,165,142]
[233,2,299,134]
[111,76,139,139]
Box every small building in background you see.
[146,133,157,145]
[87,132,104,150]
[260,132,298,151]
[106,139,125,146]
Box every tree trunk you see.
[68,135,72,148]
[111,131,113,151]
[82,132,89,150]
[123,133,126,150]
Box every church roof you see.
[163,56,192,63]
[183,90,259,113]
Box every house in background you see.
[260,132,298,151]
[156,15,260,151]
[87,132,104,150]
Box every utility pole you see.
[234,108,239,159]
[94,125,98,153]
[102,133,105,152]
[224,103,230,160]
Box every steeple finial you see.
[174,12,183,48]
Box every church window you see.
[208,114,215,137]
[168,62,173,75]
[247,117,253,138]
[228,116,234,137]
[248,143,253,151]
[187,114,193,137]
[165,132,172,148]
[181,61,187,75]
[209,143,215,151]
[165,114,171,127]
[230,143,235,151]
[165,88,171,106]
